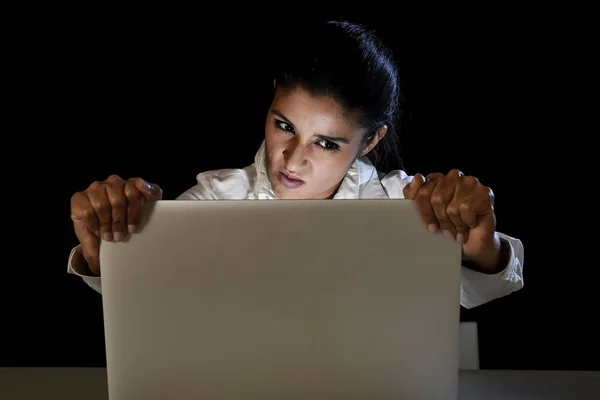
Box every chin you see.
[273,187,309,200]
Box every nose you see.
[283,139,308,171]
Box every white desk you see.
[0,368,598,399]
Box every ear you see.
[360,125,388,156]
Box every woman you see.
[68,21,524,309]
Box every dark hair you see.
[273,20,403,172]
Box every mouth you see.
[277,170,305,189]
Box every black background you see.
[4,6,596,371]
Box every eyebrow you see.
[270,109,351,144]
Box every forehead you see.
[272,87,362,135]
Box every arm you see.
[381,169,525,308]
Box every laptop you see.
[99,199,462,399]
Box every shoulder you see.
[176,165,258,200]
[378,169,415,199]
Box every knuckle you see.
[426,172,443,179]
[464,176,480,186]
[70,191,84,206]
[459,202,473,214]
[110,199,126,211]
[415,191,430,203]
[91,200,109,215]
[425,173,442,183]
[105,174,123,182]
[88,180,104,190]
[80,206,97,221]
[430,194,445,206]
[125,186,144,200]
[449,168,463,178]
[413,173,426,184]
[130,177,144,187]
[446,204,460,217]
[416,184,434,197]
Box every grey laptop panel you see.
[99,199,462,399]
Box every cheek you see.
[264,128,283,164]
[312,150,358,176]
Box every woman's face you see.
[264,86,374,199]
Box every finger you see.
[86,181,113,241]
[124,179,147,233]
[429,176,457,240]
[133,178,163,200]
[446,174,475,244]
[459,182,494,228]
[402,173,426,200]
[105,177,127,242]
[446,200,468,244]
[425,172,444,184]
[414,179,441,233]
[70,191,100,237]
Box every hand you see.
[403,169,503,272]
[70,175,163,275]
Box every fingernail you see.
[102,232,113,242]
[457,233,465,244]
[113,232,124,242]
[143,180,153,191]
[428,224,438,233]
[94,230,100,237]
[128,224,137,233]
[443,230,454,240]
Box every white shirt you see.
[68,141,524,309]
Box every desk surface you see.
[0,367,598,399]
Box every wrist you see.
[462,233,509,274]
[71,245,100,277]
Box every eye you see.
[275,120,295,134]
[316,139,340,152]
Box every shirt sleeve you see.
[460,232,524,309]
[67,244,102,294]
